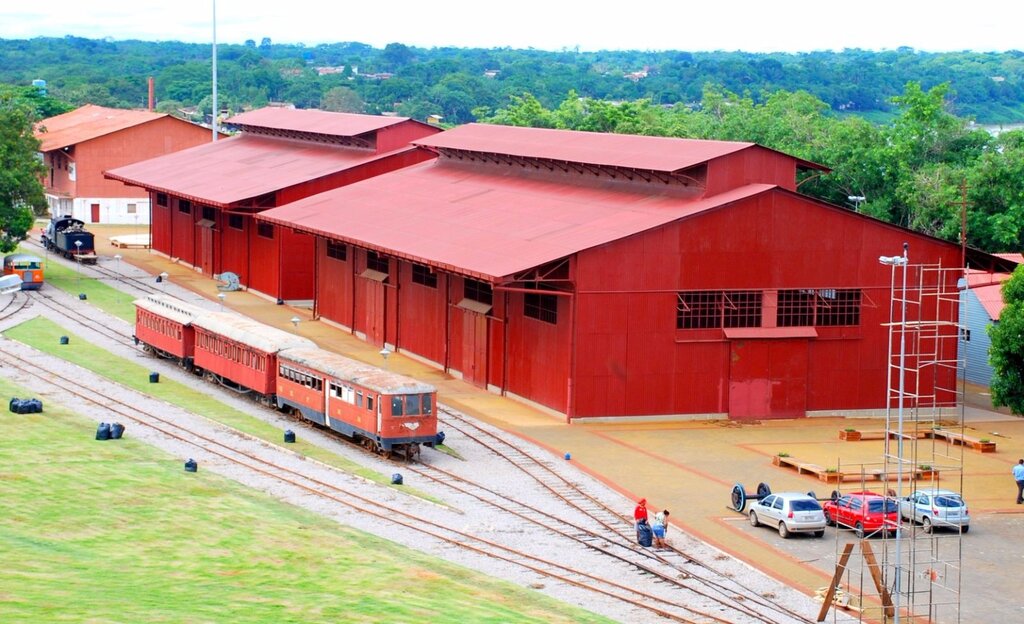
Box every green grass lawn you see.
[3,316,443,504]
[19,244,136,323]
[0,374,612,623]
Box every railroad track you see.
[0,341,733,624]
[0,291,32,323]
[21,236,165,297]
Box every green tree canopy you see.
[0,95,44,252]
[989,265,1024,415]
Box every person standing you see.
[634,498,648,527]
[652,509,670,550]
[1014,459,1024,504]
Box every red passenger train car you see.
[133,295,206,364]
[277,347,437,457]
[191,312,316,398]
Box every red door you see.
[728,339,809,419]
[358,277,386,347]
[200,224,214,275]
[90,203,100,223]
[461,312,488,387]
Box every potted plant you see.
[918,464,937,479]
[840,427,862,441]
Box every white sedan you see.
[749,492,826,538]
[899,489,970,533]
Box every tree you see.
[321,87,364,113]
[0,98,44,252]
[989,265,1024,415]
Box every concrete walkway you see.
[82,224,1024,603]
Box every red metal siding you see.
[248,223,280,297]
[44,152,77,197]
[571,190,963,419]
[279,228,315,301]
[375,122,442,154]
[221,216,249,285]
[170,198,196,266]
[506,292,571,412]
[151,197,171,255]
[704,149,798,196]
[275,148,436,206]
[395,261,447,365]
[316,239,355,328]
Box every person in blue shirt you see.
[1014,459,1024,505]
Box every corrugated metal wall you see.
[959,290,995,386]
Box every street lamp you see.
[159,272,169,294]
[879,242,909,622]
[74,240,83,290]
[290,316,301,329]
[217,292,226,311]
[113,254,122,303]
[379,347,391,370]
[848,195,866,212]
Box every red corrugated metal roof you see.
[972,282,1006,321]
[226,107,415,136]
[35,104,167,152]
[257,159,773,281]
[413,123,827,173]
[105,135,411,208]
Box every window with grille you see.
[326,240,347,261]
[366,251,389,274]
[202,206,215,221]
[178,200,191,214]
[257,222,274,239]
[815,289,861,326]
[228,214,243,230]
[464,279,493,306]
[778,289,861,326]
[723,291,762,328]
[525,291,558,324]
[412,263,437,288]
[677,290,762,329]
[156,193,168,206]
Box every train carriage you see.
[191,312,316,398]
[133,295,206,363]
[277,347,437,456]
[3,254,44,290]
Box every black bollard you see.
[109,423,125,439]
[283,430,296,443]
[184,459,198,473]
[59,336,69,345]
[149,372,159,383]
[96,423,111,441]
[391,473,403,485]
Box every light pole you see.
[159,272,169,294]
[290,316,301,329]
[379,347,391,371]
[879,242,909,623]
[217,292,226,311]
[113,254,122,303]
[74,240,82,290]
[848,195,866,212]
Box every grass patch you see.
[0,374,612,624]
[20,244,136,323]
[4,316,443,504]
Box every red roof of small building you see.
[226,107,421,137]
[35,104,167,152]
[973,282,1007,321]
[413,123,827,173]
[257,158,774,281]
[105,135,415,208]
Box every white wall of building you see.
[46,194,151,225]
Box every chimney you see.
[148,77,155,111]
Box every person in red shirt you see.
[634,498,648,527]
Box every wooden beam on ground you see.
[817,542,855,622]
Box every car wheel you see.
[922,517,933,534]
[813,530,825,538]
[824,512,835,527]
[854,522,865,538]
[961,525,970,534]
[749,511,760,527]
[778,522,790,539]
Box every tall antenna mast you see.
[211,0,219,141]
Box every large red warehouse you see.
[105,107,440,303]
[256,124,1008,421]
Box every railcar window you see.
[356,391,363,408]
[423,394,433,415]
[406,394,421,415]
[367,396,374,411]
[391,396,404,416]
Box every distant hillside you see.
[2,36,1023,124]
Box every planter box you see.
[839,430,862,441]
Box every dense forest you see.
[2,36,1024,125]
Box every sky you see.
[1,1,1021,53]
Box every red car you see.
[822,491,899,538]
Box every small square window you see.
[178,200,192,215]
[228,214,244,230]
[412,263,437,288]
[366,251,389,274]
[126,203,137,214]
[257,222,274,239]
[464,279,493,305]
[156,193,168,206]
[327,240,347,261]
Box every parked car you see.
[899,489,970,533]
[822,491,899,538]
[748,492,826,538]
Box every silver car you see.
[899,489,970,533]
[749,492,826,538]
